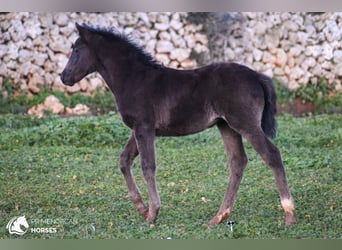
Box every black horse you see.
[61,23,296,226]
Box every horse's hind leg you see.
[120,132,148,218]
[209,121,248,225]
[242,129,296,226]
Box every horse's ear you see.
[76,22,82,31]
[76,23,92,43]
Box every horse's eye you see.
[71,43,75,49]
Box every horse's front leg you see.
[120,132,148,218]
[134,125,161,223]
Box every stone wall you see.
[1,12,342,96]
[0,12,208,96]
[200,12,342,91]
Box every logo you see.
[6,215,78,236]
[6,216,29,236]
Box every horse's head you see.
[61,23,97,86]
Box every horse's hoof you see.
[137,207,149,219]
[285,212,296,226]
[208,216,221,226]
[208,209,230,226]
[145,215,156,224]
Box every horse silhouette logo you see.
[6,216,29,235]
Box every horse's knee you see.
[239,154,248,168]
[119,152,130,174]
[120,135,139,174]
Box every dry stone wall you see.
[201,12,342,91]
[0,12,208,96]
[1,12,342,97]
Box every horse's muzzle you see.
[60,69,75,86]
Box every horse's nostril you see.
[60,69,75,86]
[61,70,69,83]
[61,71,65,82]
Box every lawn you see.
[0,113,341,239]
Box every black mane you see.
[82,24,163,69]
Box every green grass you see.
[0,113,341,239]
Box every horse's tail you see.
[258,73,277,139]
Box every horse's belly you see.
[155,112,219,137]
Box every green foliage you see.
[0,79,116,114]
[0,113,341,239]
[274,78,342,114]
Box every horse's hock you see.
[1,12,342,96]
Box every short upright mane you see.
[81,24,163,69]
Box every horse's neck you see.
[97,65,123,98]
[97,57,147,101]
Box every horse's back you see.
[149,62,271,136]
